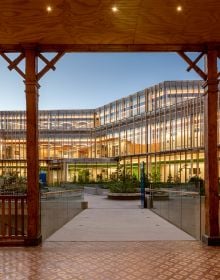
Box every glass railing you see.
[41,185,84,240]
[150,183,201,240]
[200,196,220,238]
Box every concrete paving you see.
[47,194,195,242]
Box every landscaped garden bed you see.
[108,192,140,200]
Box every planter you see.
[81,201,88,209]
[108,193,140,200]
[84,186,108,195]
[153,192,169,201]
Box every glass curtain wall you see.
[0,80,219,185]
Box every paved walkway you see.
[1,195,220,280]
[47,194,194,241]
[1,241,220,280]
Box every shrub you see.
[109,180,139,193]
[188,176,204,194]
[109,174,140,193]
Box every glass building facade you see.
[0,80,219,185]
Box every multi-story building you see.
[0,80,217,185]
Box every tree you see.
[149,165,161,183]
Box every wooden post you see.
[0,49,64,246]
[202,50,220,245]
[24,46,41,245]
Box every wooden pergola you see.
[0,0,220,245]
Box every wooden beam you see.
[24,46,41,246]
[37,52,64,81]
[202,50,220,245]
[178,52,207,80]
[38,53,56,70]
[1,43,220,53]
[0,51,25,79]
[178,48,220,245]
[37,44,210,53]
[186,52,204,72]
[8,53,25,71]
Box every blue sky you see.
[0,53,199,110]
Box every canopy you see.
[0,0,219,52]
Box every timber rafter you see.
[0,51,25,79]
[37,52,64,81]
[0,50,65,81]
[1,43,220,53]
[178,51,220,82]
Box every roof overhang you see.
[0,1,220,52]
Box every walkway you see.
[1,195,220,280]
[1,240,220,279]
[47,194,194,241]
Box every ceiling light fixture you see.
[176,5,182,12]
[112,6,118,13]
[46,5,52,13]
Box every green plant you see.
[149,165,161,183]
[78,169,90,183]
[116,162,124,181]
[109,162,140,193]
[167,173,173,183]
[173,174,181,183]
[188,175,204,194]
[109,176,139,193]
[97,174,103,182]
[109,181,135,193]
[144,174,151,188]
[173,167,185,183]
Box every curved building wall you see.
[0,80,218,184]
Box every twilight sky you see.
[0,53,199,111]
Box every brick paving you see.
[1,241,220,280]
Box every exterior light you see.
[112,6,118,13]
[46,5,52,13]
[176,5,182,12]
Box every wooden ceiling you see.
[0,0,220,52]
